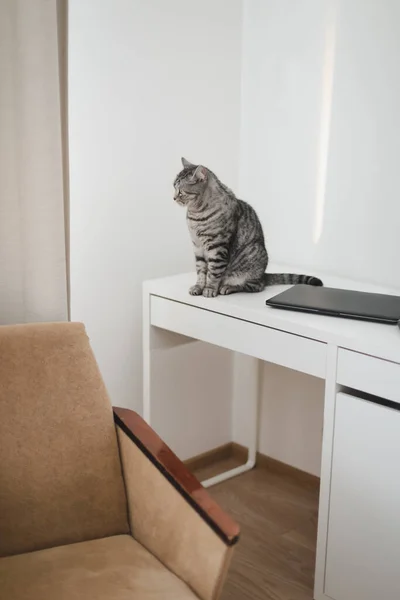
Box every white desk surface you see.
[145,265,400,365]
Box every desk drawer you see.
[337,348,400,403]
[150,296,326,378]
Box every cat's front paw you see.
[202,287,218,298]
[220,285,235,295]
[189,284,204,296]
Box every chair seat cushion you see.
[0,535,199,599]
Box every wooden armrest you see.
[113,407,240,546]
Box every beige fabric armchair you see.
[0,323,239,599]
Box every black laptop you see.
[265,284,400,324]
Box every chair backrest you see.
[0,322,129,557]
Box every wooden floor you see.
[198,459,319,600]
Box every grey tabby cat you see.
[174,158,323,297]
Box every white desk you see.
[143,267,400,600]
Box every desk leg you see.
[143,289,152,424]
[143,288,195,424]
[202,353,260,488]
[314,343,338,600]
[143,288,259,487]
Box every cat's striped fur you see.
[174,158,322,297]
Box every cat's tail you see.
[263,273,323,287]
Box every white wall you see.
[240,0,400,287]
[68,0,242,457]
[238,0,400,476]
[258,364,324,476]
[69,0,400,475]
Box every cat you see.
[173,157,323,297]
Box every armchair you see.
[0,323,239,599]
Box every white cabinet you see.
[324,392,400,600]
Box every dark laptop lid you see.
[265,284,400,324]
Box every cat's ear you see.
[181,157,194,168]
[193,165,207,181]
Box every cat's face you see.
[173,158,207,206]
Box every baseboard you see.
[185,442,320,489]
[184,442,235,472]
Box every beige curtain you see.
[0,0,68,325]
